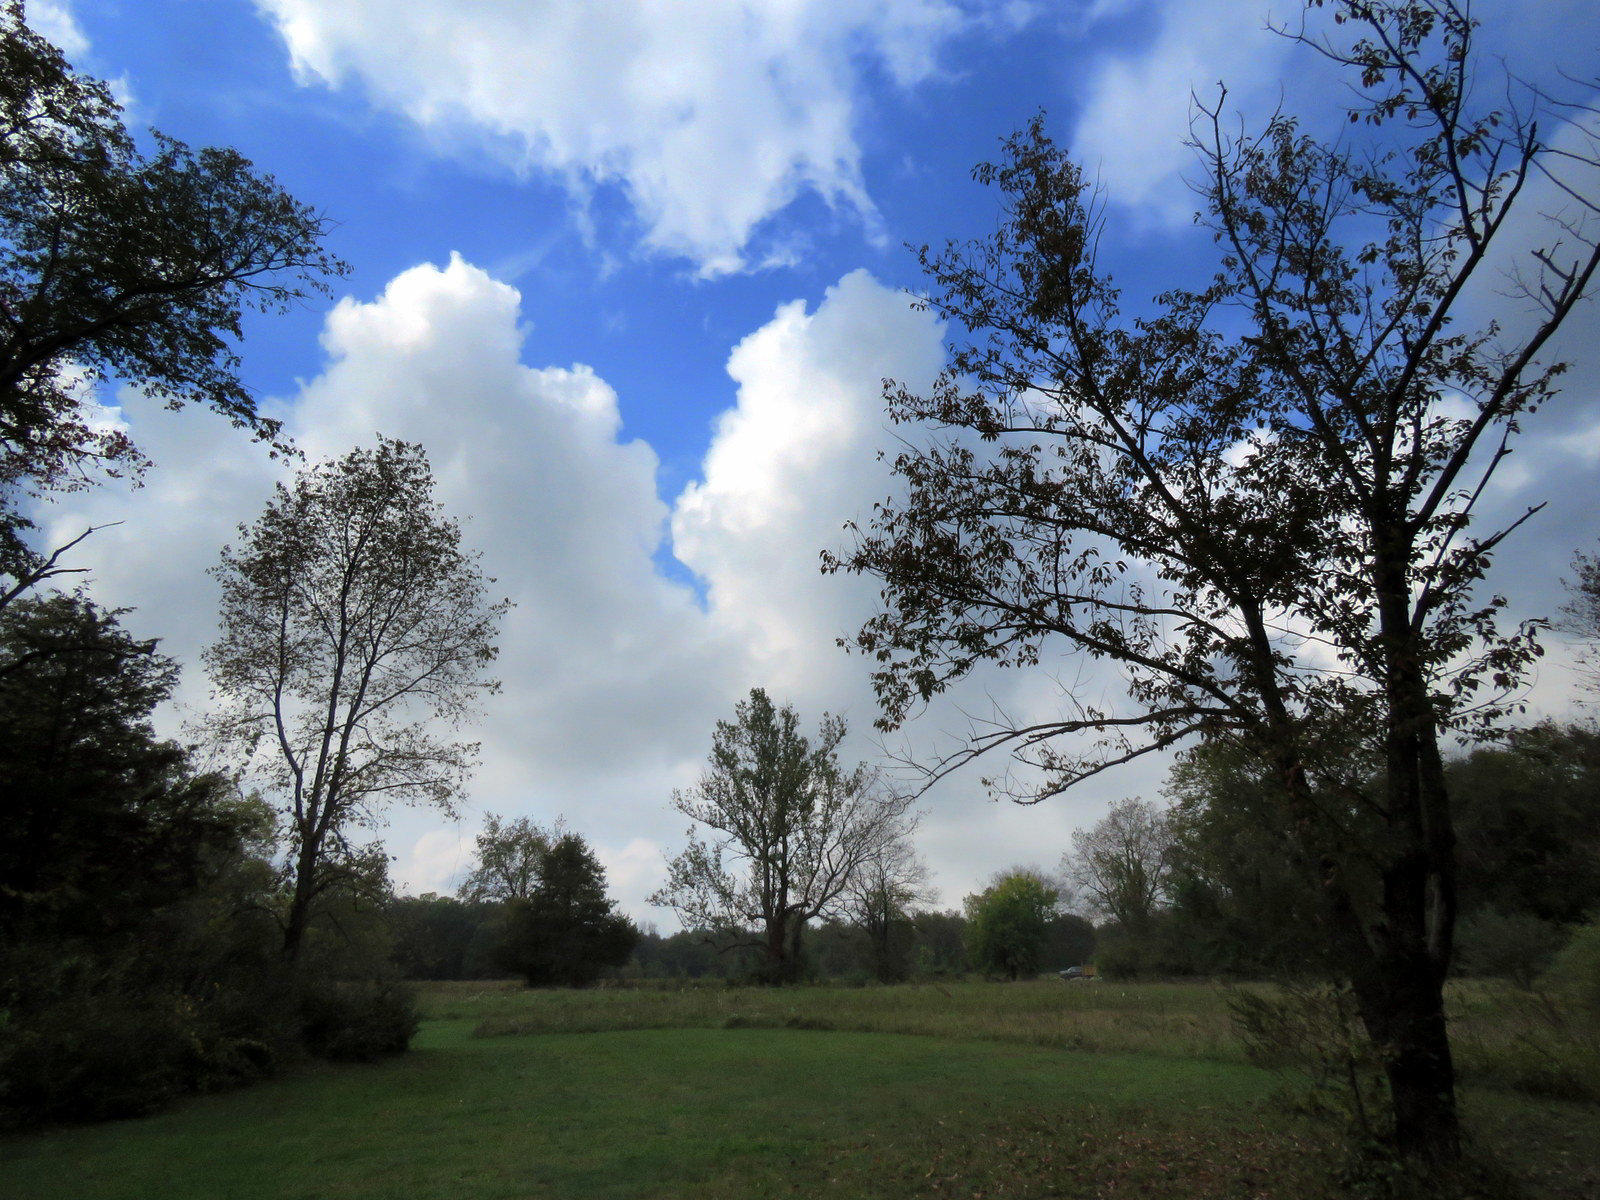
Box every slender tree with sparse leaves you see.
[203,438,507,962]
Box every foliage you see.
[1232,983,1389,1136]
[1543,922,1600,1025]
[203,437,507,961]
[296,972,419,1061]
[1447,723,1600,927]
[387,893,502,980]
[1454,909,1568,990]
[629,926,747,980]
[0,4,345,595]
[1562,543,1600,695]
[0,598,296,1125]
[827,0,1600,1164]
[0,593,238,941]
[494,831,639,987]
[911,908,970,977]
[1062,797,1174,930]
[964,869,1059,981]
[1160,743,1355,977]
[844,837,934,982]
[1040,911,1096,971]
[462,813,555,902]
[652,688,918,984]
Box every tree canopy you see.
[461,813,555,903]
[1061,797,1174,931]
[0,592,234,941]
[495,831,639,988]
[826,0,1599,1165]
[964,869,1059,981]
[0,3,345,592]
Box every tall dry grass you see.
[419,976,1600,1102]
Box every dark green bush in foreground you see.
[0,596,417,1128]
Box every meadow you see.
[4,979,1596,1199]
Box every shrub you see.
[297,972,419,1061]
[1542,921,1600,1023]
[1455,909,1568,987]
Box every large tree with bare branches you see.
[827,0,1599,1166]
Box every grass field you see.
[4,980,1597,1199]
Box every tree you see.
[1061,797,1174,931]
[1562,544,1600,695]
[0,596,303,1124]
[1448,723,1600,928]
[826,1,1600,1165]
[495,832,639,987]
[651,688,917,983]
[845,837,935,982]
[910,908,969,977]
[461,813,556,902]
[964,869,1059,981]
[0,4,345,595]
[387,893,500,981]
[1161,743,1337,977]
[0,592,236,941]
[203,437,507,962]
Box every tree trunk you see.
[1364,549,1461,1165]
[282,843,318,962]
[762,916,793,984]
[1351,954,1460,1165]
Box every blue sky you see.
[27,0,1600,923]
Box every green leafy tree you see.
[0,4,345,595]
[0,593,235,941]
[1040,912,1096,972]
[1448,723,1600,926]
[1161,743,1337,977]
[827,1,1599,1163]
[651,688,917,984]
[910,909,969,977]
[462,813,556,902]
[203,437,508,962]
[496,832,639,987]
[387,893,500,981]
[964,870,1059,981]
[0,596,297,1124]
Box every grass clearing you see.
[4,980,1596,1199]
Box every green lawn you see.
[4,982,1597,1199]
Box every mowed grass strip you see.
[4,1020,1316,1200]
